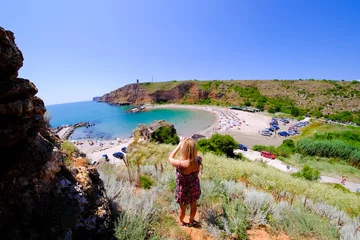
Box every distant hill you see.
[92,96,101,101]
[100,80,360,122]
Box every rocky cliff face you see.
[100,81,209,104]
[0,27,111,239]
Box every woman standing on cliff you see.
[168,137,202,227]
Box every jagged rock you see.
[0,78,38,102]
[0,27,23,81]
[0,26,112,239]
[0,114,43,148]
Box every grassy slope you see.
[129,142,360,216]
[101,142,360,239]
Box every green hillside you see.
[136,79,360,123]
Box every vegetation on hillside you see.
[197,134,239,158]
[150,125,180,145]
[254,122,360,182]
[130,79,360,121]
[98,142,360,239]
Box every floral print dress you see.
[175,165,201,205]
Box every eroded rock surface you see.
[0,26,112,239]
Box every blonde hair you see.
[180,138,198,167]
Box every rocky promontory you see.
[0,27,111,239]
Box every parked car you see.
[265,127,274,132]
[272,125,280,130]
[238,144,248,151]
[121,147,127,153]
[261,151,275,159]
[261,131,272,136]
[278,131,289,137]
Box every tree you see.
[291,106,300,117]
[197,134,238,158]
[151,126,180,145]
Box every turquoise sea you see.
[46,101,216,139]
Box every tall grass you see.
[297,138,360,165]
[201,152,360,216]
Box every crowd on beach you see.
[211,108,246,131]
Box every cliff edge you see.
[0,27,111,239]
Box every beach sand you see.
[74,138,133,165]
[148,104,289,149]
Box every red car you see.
[261,151,275,159]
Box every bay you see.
[46,101,215,139]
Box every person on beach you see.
[168,137,202,227]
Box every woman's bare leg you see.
[189,201,197,223]
[179,204,187,224]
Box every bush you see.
[268,107,275,113]
[150,126,179,145]
[272,206,339,240]
[297,138,360,165]
[140,175,154,189]
[333,183,351,193]
[282,139,295,149]
[115,212,149,240]
[61,141,77,156]
[197,134,238,158]
[292,165,320,181]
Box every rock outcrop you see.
[100,81,209,105]
[0,27,111,239]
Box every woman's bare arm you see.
[168,138,189,168]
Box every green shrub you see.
[333,183,351,193]
[292,165,320,181]
[140,175,154,189]
[268,107,275,113]
[115,212,149,240]
[282,139,295,149]
[150,126,179,145]
[61,141,77,156]
[197,134,238,158]
[272,207,339,240]
[221,200,249,239]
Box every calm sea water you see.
[46,101,215,139]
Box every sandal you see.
[180,221,189,227]
[189,219,201,227]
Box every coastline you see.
[73,103,291,164]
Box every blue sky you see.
[1,0,359,105]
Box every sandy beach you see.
[73,138,133,165]
[147,104,291,148]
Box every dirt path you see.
[171,214,214,240]
[235,149,360,192]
